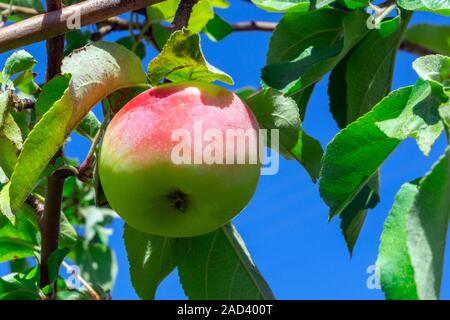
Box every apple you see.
[98,82,261,237]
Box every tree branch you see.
[39,0,65,296]
[0,0,164,54]
[399,40,434,57]
[172,0,198,31]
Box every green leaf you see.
[59,211,77,249]
[0,91,23,178]
[262,9,370,95]
[377,182,419,300]
[339,174,379,254]
[0,267,42,300]
[123,224,178,300]
[177,224,274,299]
[48,248,70,285]
[329,15,410,127]
[35,74,70,117]
[320,87,413,218]
[13,70,39,95]
[407,148,450,300]
[327,13,410,252]
[291,84,315,121]
[148,29,233,85]
[151,23,172,50]
[1,50,36,91]
[251,0,334,12]
[0,42,147,216]
[245,89,323,182]
[64,30,91,56]
[397,0,450,16]
[0,211,39,263]
[70,240,118,292]
[266,9,346,65]
[404,24,450,56]
[412,54,450,86]
[204,14,233,42]
[75,112,101,141]
[116,36,147,60]
[9,258,30,273]
[377,79,447,156]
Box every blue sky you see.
[1,1,449,299]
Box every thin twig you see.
[0,3,39,16]
[77,119,107,180]
[62,261,101,300]
[399,40,435,56]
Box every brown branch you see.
[0,0,164,54]
[40,0,65,296]
[172,0,198,31]
[399,40,435,56]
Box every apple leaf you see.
[0,91,23,178]
[407,148,450,300]
[245,89,323,182]
[59,211,78,249]
[262,9,369,95]
[377,79,447,156]
[397,0,450,16]
[251,0,334,12]
[148,29,233,86]
[329,15,409,126]
[0,42,147,217]
[0,211,39,263]
[116,37,147,60]
[377,182,419,300]
[0,267,42,300]
[265,9,346,65]
[319,87,413,218]
[204,14,233,42]
[48,248,71,285]
[412,54,450,86]
[177,223,274,299]
[339,174,379,255]
[404,24,450,56]
[75,112,101,142]
[123,224,178,300]
[327,13,410,252]
[1,50,36,91]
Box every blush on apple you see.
[99,82,261,237]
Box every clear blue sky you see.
[0,1,449,300]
